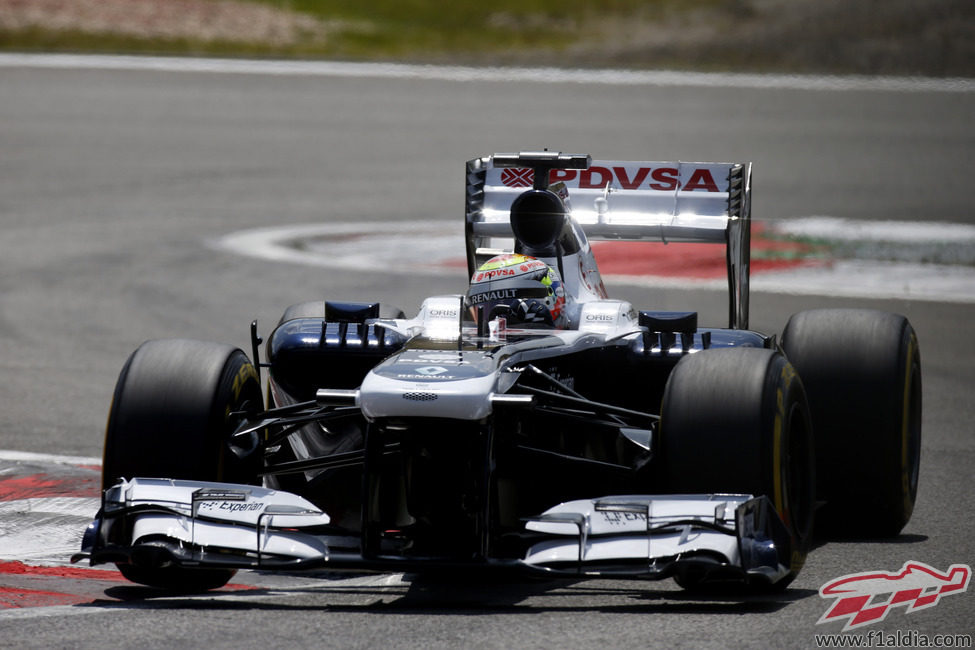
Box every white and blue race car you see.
[74,152,922,592]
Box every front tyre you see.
[658,348,815,588]
[102,339,263,591]
[782,309,921,537]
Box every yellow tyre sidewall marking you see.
[900,333,917,516]
[775,362,805,571]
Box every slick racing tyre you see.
[102,339,263,591]
[659,348,815,589]
[781,309,921,537]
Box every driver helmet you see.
[466,253,567,328]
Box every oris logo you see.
[498,166,721,192]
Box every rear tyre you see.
[659,348,815,589]
[781,309,921,537]
[102,339,264,591]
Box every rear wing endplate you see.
[465,152,752,329]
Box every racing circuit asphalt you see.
[0,56,973,648]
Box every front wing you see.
[73,478,794,587]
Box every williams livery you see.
[74,152,922,592]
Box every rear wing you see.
[465,152,752,329]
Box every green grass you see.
[2,0,968,76]
[0,0,712,63]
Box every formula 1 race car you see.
[74,152,922,593]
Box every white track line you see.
[0,604,104,621]
[774,217,975,243]
[0,53,971,93]
[0,450,101,466]
[210,219,975,303]
[0,498,101,563]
